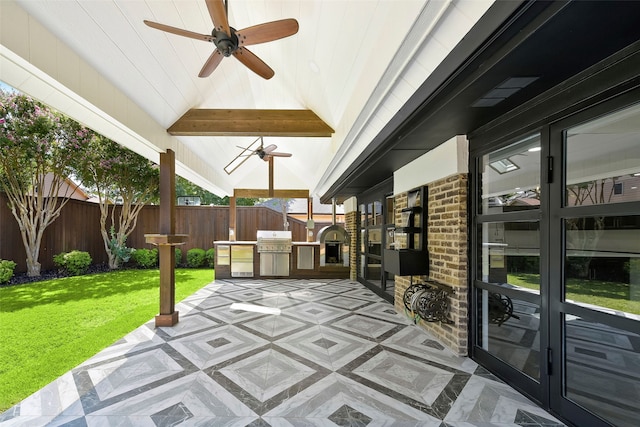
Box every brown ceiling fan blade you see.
[144,20,213,42]
[269,152,292,157]
[233,47,274,79]
[262,144,277,154]
[205,0,230,35]
[199,50,224,77]
[237,19,299,46]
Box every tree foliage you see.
[73,132,159,269]
[565,177,616,278]
[0,91,90,276]
[175,175,257,206]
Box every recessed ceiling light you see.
[528,146,541,152]
[634,172,640,176]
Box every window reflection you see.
[386,196,395,224]
[367,256,382,285]
[360,204,367,227]
[564,215,640,316]
[367,203,374,226]
[566,102,640,206]
[479,221,540,292]
[565,315,640,427]
[373,201,384,226]
[480,134,541,214]
[368,228,382,256]
[477,289,540,381]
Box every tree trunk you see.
[15,206,44,277]
[26,260,42,277]
[107,252,118,270]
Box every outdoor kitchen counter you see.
[213,241,348,280]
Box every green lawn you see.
[508,273,640,314]
[0,268,214,412]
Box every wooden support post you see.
[229,196,236,241]
[155,149,179,327]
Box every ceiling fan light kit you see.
[144,0,298,79]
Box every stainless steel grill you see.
[256,230,292,253]
[257,231,292,276]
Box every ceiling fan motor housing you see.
[212,28,238,56]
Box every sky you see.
[0,81,16,92]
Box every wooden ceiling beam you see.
[167,109,334,137]
[234,189,309,199]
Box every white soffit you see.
[1,0,494,198]
[394,135,469,195]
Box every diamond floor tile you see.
[1,278,566,427]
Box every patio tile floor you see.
[0,278,566,426]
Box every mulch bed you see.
[3,264,112,287]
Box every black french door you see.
[471,93,640,426]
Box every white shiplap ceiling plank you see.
[5,0,494,196]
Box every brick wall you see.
[393,173,469,356]
[345,210,358,281]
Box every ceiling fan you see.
[144,0,299,79]
[224,136,292,175]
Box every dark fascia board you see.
[358,176,394,203]
[320,0,527,204]
[469,40,640,147]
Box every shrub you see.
[0,260,17,284]
[131,248,158,268]
[205,248,215,268]
[107,226,133,266]
[175,248,182,267]
[186,248,206,268]
[53,250,92,276]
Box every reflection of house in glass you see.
[567,174,640,206]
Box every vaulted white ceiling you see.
[0,0,493,198]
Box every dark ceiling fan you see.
[224,136,291,175]
[144,0,298,79]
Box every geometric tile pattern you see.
[0,278,566,426]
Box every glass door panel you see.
[565,103,640,207]
[479,134,541,214]
[479,221,541,291]
[554,101,640,425]
[473,133,544,399]
[477,288,542,381]
[564,215,640,316]
[357,195,394,300]
[367,227,382,256]
[477,217,541,382]
[564,315,640,427]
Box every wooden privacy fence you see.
[0,192,333,273]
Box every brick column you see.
[393,174,469,356]
[345,210,358,281]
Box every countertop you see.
[214,241,320,245]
